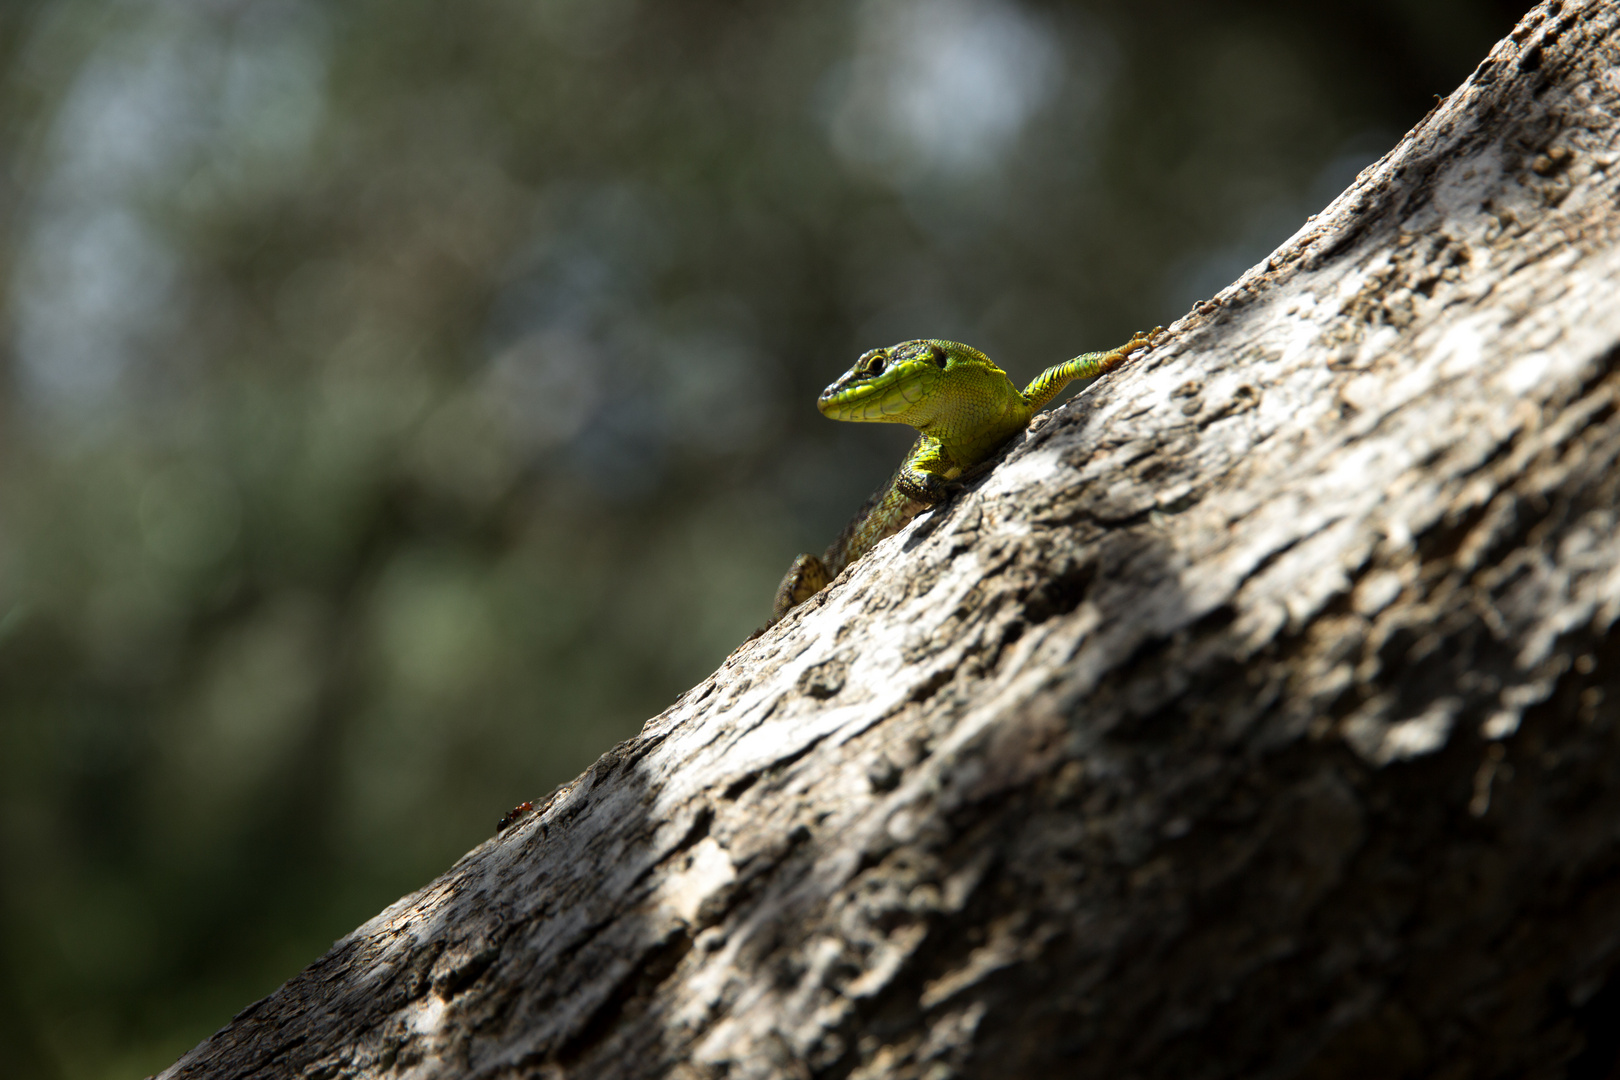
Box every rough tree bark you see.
[159,5,1620,1078]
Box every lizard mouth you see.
[819,349,886,398]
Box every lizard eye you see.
[855,348,886,376]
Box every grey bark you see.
[159,4,1620,1078]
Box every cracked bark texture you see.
[159,5,1620,1078]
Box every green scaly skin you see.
[773,327,1163,619]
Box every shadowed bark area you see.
[158,4,1620,1078]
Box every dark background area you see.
[0,1,1526,1076]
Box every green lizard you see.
[773,327,1162,620]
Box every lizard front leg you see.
[1022,326,1164,412]
[891,438,961,503]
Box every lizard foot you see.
[773,553,832,619]
[893,469,958,504]
[1118,325,1165,361]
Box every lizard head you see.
[817,339,1007,426]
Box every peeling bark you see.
[159,5,1620,1078]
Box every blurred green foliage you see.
[0,0,1523,1075]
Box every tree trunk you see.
[158,5,1620,1078]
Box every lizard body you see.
[773,327,1161,619]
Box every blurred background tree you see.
[0,0,1526,1076]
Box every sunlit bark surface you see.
[160,4,1620,1077]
